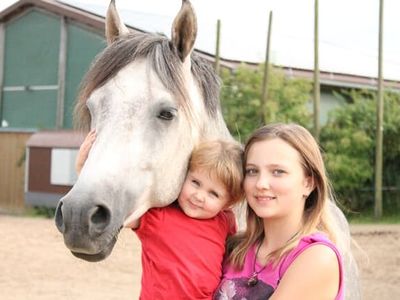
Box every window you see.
[50,148,78,186]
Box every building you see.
[25,130,84,207]
[0,0,107,209]
[0,0,398,210]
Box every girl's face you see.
[178,168,230,219]
[243,138,314,221]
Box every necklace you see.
[247,241,267,287]
[247,231,300,287]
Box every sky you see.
[1,0,399,81]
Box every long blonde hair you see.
[227,123,340,269]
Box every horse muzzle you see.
[55,193,121,262]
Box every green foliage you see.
[25,206,56,219]
[320,89,400,211]
[321,92,375,194]
[220,64,312,142]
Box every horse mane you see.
[74,32,221,130]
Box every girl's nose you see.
[193,192,205,203]
[255,174,270,190]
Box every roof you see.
[26,130,85,148]
[282,67,400,91]
[0,0,105,32]
[0,0,218,65]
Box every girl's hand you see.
[76,130,96,174]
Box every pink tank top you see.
[214,232,344,300]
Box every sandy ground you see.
[0,215,399,299]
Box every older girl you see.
[214,123,344,300]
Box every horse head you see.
[55,0,231,262]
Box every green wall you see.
[2,9,105,129]
[3,10,60,128]
[64,22,105,129]
[4,10,60,86]
[2,90,57,128]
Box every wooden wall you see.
[28,147,71,194]
[0,131,33,211]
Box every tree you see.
[320,89,400,211]
[220,64,312,142]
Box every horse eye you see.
[158,109,175,121]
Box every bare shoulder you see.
[287,244,340,283]
[298,243,340,268]
[270,244,340,300]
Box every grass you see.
[23,206,56,219]
[29,207,399,224]
[3,205,399,224]
[347,209,400,224]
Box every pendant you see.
[247,272,258,287]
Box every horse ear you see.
[171,0,197,63]
[106,0,130,45]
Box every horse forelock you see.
[74,32,221,131]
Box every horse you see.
[54,0,360,298]
[54,0,230,262]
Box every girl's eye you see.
[272,169,285,176]
[191,179,200,186]
[210,191,219,198]
[245,168,258,176]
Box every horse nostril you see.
[55,201,65,233]
[89,205,111,234]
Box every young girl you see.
[214,123,344,300]
[76,132,244,299]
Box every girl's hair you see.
[227,123,340,269]
[189,140,244,206]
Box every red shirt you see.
[135,203,236,300]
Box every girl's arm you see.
[270,244,340,300]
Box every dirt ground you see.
[0,215,399,299]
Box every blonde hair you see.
[189,140,244,206]
[228,123,340,268]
